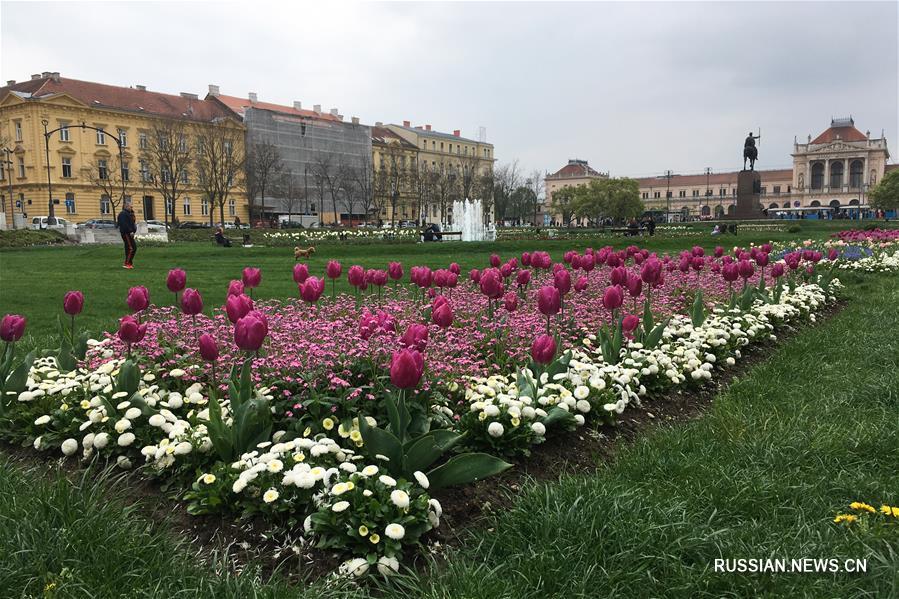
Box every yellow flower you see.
[337,424,350,438]
[293,452,305,462]
[478,412,487,421]
[349,430,362,443]
[834,514,858,524]
[850,502,875,513]
[511,417,520,427]
[358,525,369,536]
[202,474,216,485]
[60,404,69,411]
[303,427,312,437]
[80,400,91,410]
[322,418,335,431]
[880,505,892,516]
[345,481,355,491]
[369,533,380,544]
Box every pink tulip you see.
[571,255,582,269]
[469,269,481,283]
[117,315,147,345]
[521,252,532,266]
[714,246,724,257]
[293,263,310,284]
[537,286,561,316]
[0,314,26,342]
[242,267,262,288]
[300,276,326,303]
[388,262,403,281]
[479,269,504,299]
[574,276,588,293]
[581,254,595,272]
[641,259,662,285]
[234,312,268,351]
[602,285,624,311]
[771,263,785,278]
[449,262,461,275]
[400,323,429,352]
[722,263,739,283]
[390,348,424,389]
[503,291,518,312]
[827,248,839,261]
[737,260,755,280]
[691,256,705,271]
[553,269,572,295]
[489,254,501,268]
[622,314,640,334]
[432,302,453,328]
[691,246,705,257]
[610,266,628,287]
[127,286,150,313]
[626,274,642,298]
[755,252,769,268]
[227,280,244,296]
[530,334,556,365]
[225,294,253,324]
[198,333,219,362]
[347,265,365,288]
[166,269,187,293]
[63,291,84,316]
[500,263,513,279]
[516,269,531,288]
[181,288,203,316]
[326,260,343,280]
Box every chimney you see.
[453,129,461,137]
[42,71,51,78]
[208,84,220,96]
[31,73,41,80]
[351,116,359,125]
[293,101,302,110]
[313,104,321,114]
[248,92,258,103]
[403,120,411,127]
[329,108,339,116]
[51,72,60,82]
[6,80,15,86]
[135,85,146,91]
[180,92,198,100]
[375,121,383,127]
[425,124,431,131]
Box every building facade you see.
[0,72,249,227]
[371,125,419,224]
[543,159,608,225]
[385,121,495,225]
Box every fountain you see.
[450,198,493,242]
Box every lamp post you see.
[664,169,673,223]
[2,148,14,228]
[704,167,712,217]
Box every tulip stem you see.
[546,314,550,335]
[70,314,76,346]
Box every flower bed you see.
[0,243,844,578]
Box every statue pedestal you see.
[732,170,765,219]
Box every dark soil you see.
[1,300,845,584]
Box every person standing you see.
[117,198,137,269]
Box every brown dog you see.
[294,246,316,260]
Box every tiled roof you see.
[634,168,793,188]
[372,126,416,147]
[389,123,483,145]
[548,161,604,178]
[811,125,868,144]
[211,94,341,122]
[0,75,234,122]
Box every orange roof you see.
[635,168,793,188]
[1,74,233,122]
[811,125,868,144]
[211,94,341,122]
[548,160,605,178]
[372,126,416,148]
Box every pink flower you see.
[602,285,624,311]
[198,333,219,362]
[390,348,424,389]
[388,261,403,280]
[737,260,755,280]
[432,301,454,329]
[537,286,561,316]
[117,315,147,344]
[293,263,310,284]
[63,291,84,316]
[714,246,724,258]
[553,269,572,295]
[521,252,531,266]
[469,269,481,283]
[234,312,268,351]
[127,286,150,313]
[574,276,588,293]
[299,277,326,303]
[610,266,628,286]
[348,265,365,288]
[530,334,556,365]
[722,263,739,282]
[0,314,26,342]
[827,248,839,261]
[449,262,461,275]
[500,263,513,278]
[326,260,343,280]
[622,314,640,334]
[479,268,504,299]
[626,273,643,298]
[166,269,186,293]
[516,269,531,288]
[755,252,769,268]
[489,253,501,267]
[242,267,261,288]
[581,254,595,272]
[503,291,519,312]
[641,258,662,285]
[181,288,203,316]
[227,280,244,297]
[225,293,253,324]
[400,323,429,352]
[771,263,785,278]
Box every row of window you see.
[808,160,866,190]
[642,184,793,200]
[420,138,491,160]
[17,193,237,217]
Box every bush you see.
[0,229,68,249]
[787,224,802,233]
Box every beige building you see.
[385,121,494,225]
[544,159,608,224]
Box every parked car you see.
[178,221,209,229]
[145,220,168,233]
[220,221,250,230]
[31,216,76,230]
[82,219,117,230]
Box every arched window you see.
[829,199,841,210]
[768,202,778,209]
[810,200,821,207]
[830,162,843,189]
[701,205,711,216]
[727,204,735,216]
[811,163,824,189]
[848,199,859,206]
[714,205,724,218]
[782,202,791,209]
[849,161,863,189]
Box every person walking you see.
[117,198,137,269]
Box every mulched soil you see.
[1,301,845,584]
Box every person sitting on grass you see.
[711,224,722,236]
[215,226,232,247]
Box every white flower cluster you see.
[263,228,418,243]
[229,436,355,495]
[830,249,899,273]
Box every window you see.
[14,121,22,141]
[65,192,76,214]
[760,186,767,195]
[692,190,699,197]
[98,159,108,180]
[849,160,863,189]
[122,162,130,182]
[96,128,106,145]
[139,132,148,149]
[0,160,4,180]
[179,136,188,152]
[201,197,209,216]
[654,191,660,199]
[179,168,189,184]
[440,142,444,151]
[59,122,70,141]
[140,160,150,182]
[773,185,781,195]
[117,129,127,147]
[17,157,25,178]
[642,192,648,199]
[166,198,174,216]
[183,197,191,216]
[162,167,172,183]
[678,190,686,198]
[100,194,111,215]
[811,163,824,189]
[830,162,843,189]
[61,157,72,178]
[223,140,232,154]
[719,188,726,197]
[228,198,235,216]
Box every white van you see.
[31,216,76,230]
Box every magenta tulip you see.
[489,254,501,268]
[537,286,561,316]
[626,274,643,298]
[574,276,588,293]
[181,288,203,316]
[755,252,769,268]
[449,262,461,275]
[293,263,310,284]
[0,314,26,343]
[299,277,325,303]
[553,269,572,295]
[530,334,556,365]
[827,248,839,261]
[234,312,268,352]
[500,263,513,279]
[622,314,640,334]
[602,285,624,311]
[722,263,739,283]
[641,259,662,285]
[126,286,150,313]
[326,260,343,280]
[503,291,519,312]
[388,261,403,281]
[521,252,531,266]
[227,280,244,297]
[432,301,453,329]
[390,348,424,389]
[714,246,724,257]
[117,315,147,345]
[63,291,84,316]
[166,268,187,293]
[469,269,481,283]
[347,265,365,288]
[771,263,785,278]
[516,269,531,288]
[198,333,219,362]
[479,269,503,299]
[737,260,755,280]
[400,323,429,352]
[242,267,262,288]
[225,294,253,324]
[610,266,628,286]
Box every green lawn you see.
[0,255,896,597]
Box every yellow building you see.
[0,72,249,228]
[544,159,608,225]
[371,125,419,224]
[385,121,494,225]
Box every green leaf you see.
[3,350,35,395]
[645,319,669,350]
[238,359,253,405]
[642,298,654,333]
[206,393,234,462]
[541,406,575,429]
[358,416,403,474]
[73,332,90,360]
[402,434,444,474]
[56,337,76,372]
[427,453,512,491]
[115,360,140,396]
[691,290,705,327]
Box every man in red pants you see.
[117,198,137,269]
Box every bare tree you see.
[350,157,374,223]
[244,140,282,224]
[432,163,460,227]
[84,153,130,220]
[372,164,391,224]
[492,160,521,224]
[140,120,193,227]
[278,170,304,223]
[311,154,346,226]
[526,168,545,226]
[195,123,245,227]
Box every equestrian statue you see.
[743,131,760,170]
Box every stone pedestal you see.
[733,170,765,219]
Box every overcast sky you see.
[2,1,897,178]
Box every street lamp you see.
[2,147,14,228]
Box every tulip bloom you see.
[449,262,461,275]
[234,312,268,352]
[432,301,453,329]
[479,269,503,299]
[63,290,84,316]
[127,286,150,314]
[400,323,429,352]
[198,333,219,362]
[602,285,624,313]
[390,348,424,389]
[166,269,187,304]
[827,248,839,261]
[0,314,26,343]
[574,276,588,293]
[388,261,403,281]
[503,291,518,312]
[347,265,364,288]
[469,269,481,284]
[521,252,531,266]
[293,263,310,284]
[626,274,643,298]
[224,293,253,324]
[489,254,501,268]
[771,263,785,278]
[242,267,262,289]
[553,269,572,295]
[622,314,640,337]
[227,280,244,297]
[537,286,561,316]
[737,259,755,281]
[516,269,531,288]
[299,277,325,304]
[722,263,740,284]
[181,288,203,316]
[326,260,343,279]
[530,334,556,365]
[117,315,147,355]
[499,263,513,279]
